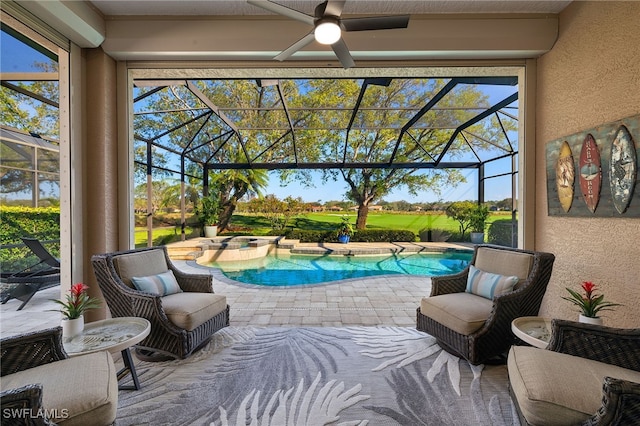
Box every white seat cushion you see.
[508,346,640,426]
[162,292,227,331]
[112,249,169,288]
[474,247,533,287]
[1,351,118,426]
[420,292,493,335]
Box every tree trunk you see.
[217,203,235,232]
[356,204,369,229]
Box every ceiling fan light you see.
[315,20,341,45]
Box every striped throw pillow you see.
[131,270,182,296]
[465,265,518,300]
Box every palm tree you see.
[211,168,269,232]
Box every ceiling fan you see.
[247,0,410,69]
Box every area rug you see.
[117,326,520,425]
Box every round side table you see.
[511,316,552,349]
[63,317,150,390]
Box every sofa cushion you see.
[508,346,640,426]
[131,270,182,296]
[113,249,168,288]
[0,351,118,426]
[162,292,227,331]
[466,265,518,299]
[474,247,533,288]
[420,292,493,335]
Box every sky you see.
[263,84,518,204]
[2,29,518,205]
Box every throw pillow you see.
[466,265,518,299]
[131,270,182,296]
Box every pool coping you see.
[167,237,473,261]
[180,240,473,289]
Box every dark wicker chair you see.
[416,244,555,365]
[1,327,117,425]
[91,246,229,360]
[510,320,640,425]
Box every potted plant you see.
[336,216,354,244]
[469,204,490,244]
[196,193,220,237]
[50,283,101,339]
[562,281,621,325]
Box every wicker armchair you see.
[91,246,229,360]
[417,244,555,365]
[1,327,118,425]
[509,320,640,425]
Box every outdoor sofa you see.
[1,327,118,425]
[508,319,640,425]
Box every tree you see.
[133,77,517,231]
[209,168,269,232]
[305,78,513,229]
[445,201,476,238]
[1,62,61,201]
[251,194,305,232]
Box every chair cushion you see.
[131,270,182,296]
[508,346,640,426]
[466,265,518,299]
[474,247,533,287]
[162,292,227,331]
[113,249,169,288]
[0,351,118,426]
[420,292,493,335]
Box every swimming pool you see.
[207,251,472,286]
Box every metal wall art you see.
[546,114,639,217]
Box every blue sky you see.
[264,84,518,204]
[3,29,518,204]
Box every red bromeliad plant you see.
[562,281,621,318]
[51,283,101,320]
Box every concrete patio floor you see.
[0,265,431,338]
[1,242,472,338]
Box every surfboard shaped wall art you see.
[609,125,638,214]
[555,141,575,213]
[579,134,602,213]
[546,114,639,217]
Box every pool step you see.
[166,245,204,260]
[290,247,392,255]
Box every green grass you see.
[134,226,198,247]
[136,211,514,245]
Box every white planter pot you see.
[470,232,484,244]
[578,314,603,325]
[204,225,218,237]
[61,315,84,340]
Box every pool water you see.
[207,251,472,286]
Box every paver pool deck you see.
[0,241,472,338]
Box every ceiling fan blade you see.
[331,39,355,69]
[342,15,410,32]
[323,0,346,17]
[247,0,314,26]
[274,32,316,61]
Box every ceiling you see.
[11,0,571,63]
[88,1,571,17]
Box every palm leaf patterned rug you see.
[117,326,520,425]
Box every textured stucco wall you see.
[536,1,640,328]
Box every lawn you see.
[135,211,514,246]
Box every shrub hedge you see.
[272,228,416,243]
[488,219,517,247]
[0,206,61,271]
